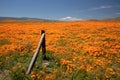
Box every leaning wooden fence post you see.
[26,30,45,74]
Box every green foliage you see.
[0,49,119,80]
[57,38,67,46]
[0,38,11,46]
[0,50,33,79]
[0,55,6,69]
[10,69,31,80]
[103,38,115,42]
[45,51,55,61]
[71,69,88,80]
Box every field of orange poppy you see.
[0,21,120,79]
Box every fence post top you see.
[41,30,45,33]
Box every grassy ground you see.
[0,21,120,80]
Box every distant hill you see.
[0,17,52,21]
[87,17,120,21]
[101,17,120,21]
[87,19,99,21]
[0,16,120,22]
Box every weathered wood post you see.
[26,30,46,74]
[41,30,47,60]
